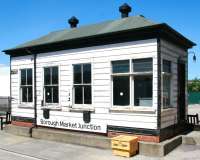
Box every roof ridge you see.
[49,15,156,34]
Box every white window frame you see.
[72,63,92,109]
[111,58,154,110]
[162,59,172,109]
[19,68,33,105]
[43,66,59,106]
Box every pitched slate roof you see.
[3,15,195,55]
[10,15,157,50]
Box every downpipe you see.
[26,50,37,137]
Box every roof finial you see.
[119,3,132,18]
[68,16,79,28]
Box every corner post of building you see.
[157,38,162,140]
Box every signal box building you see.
[3,4,195,142]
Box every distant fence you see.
[188,92,200,104]
[0,96,11,112]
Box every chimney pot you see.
[119,3,132,18]
[68,16,79,28]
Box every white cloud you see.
[0,64,10,96]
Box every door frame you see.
[177,59,186,123]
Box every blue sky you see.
[0,0,199,79]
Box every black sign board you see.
[11,69,18,74]
[43,109,50,119]
[83,111,91,123]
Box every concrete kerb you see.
[31,127,111,149]
[3,125,195,157]
[4,124,31,137]
[139,136,182,157]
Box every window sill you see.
[41,105,62,111]
[69,108,95,113]
[111,72,153,76]
[161,107,176,112]
[18,103,34,109]
[109,107,156,114]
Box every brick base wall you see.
[12,121,33,128]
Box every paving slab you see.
[188,104,200,115]
[0,131,31,148]
[186,131,200,137]
[163,144,200,160]
[183,131,200,145]
[0,131,200,160]
[0,149,41,160]
[0,131,127,160]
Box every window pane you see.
[22,87,27,102]
[45,86,52,103]
[74,65,82,84]
[21,69,26,85]
[44,68,51,85]
[112,60,129,73]
[27,69,32,85]
[83,64,91,84]
[74,86,83,104]
[163,60,171,73]
[133,58,152,72]
[113,76,129,105]
[53,86,59,103]
[84,86,91,104]
[28,86,33,102]
[163,76,171,107]
[52,67,58,84]
[134,76,152,106]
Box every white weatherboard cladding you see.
[11,39,158,130]
[11,55,34,118]
[160,39,187,129]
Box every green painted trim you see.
[108,125,160,136]
[11,116,34,123]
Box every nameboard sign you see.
[11,69,18,74]
[38,118,107,133]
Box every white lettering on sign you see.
[38,118,107,133]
